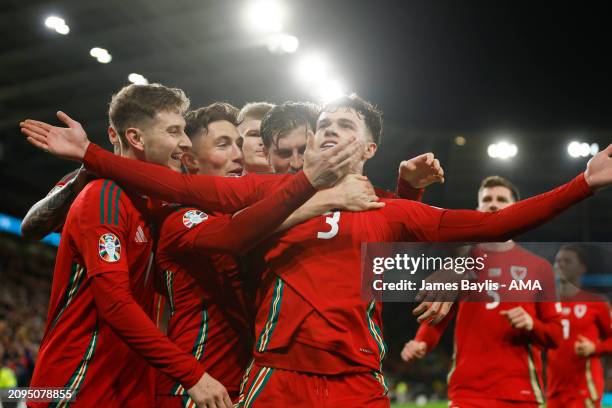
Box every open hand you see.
[20,111,91,162]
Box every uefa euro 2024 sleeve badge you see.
[182,210,208,228]
[99,233,121,262]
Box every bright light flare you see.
[487,141,518,159]
[266,33,299,54]
[90,47,112,64]
[315,79,346,104]
[128,73,149,85]
[295,53,329,84]
[567,141,597,158]
[44,16,70,35]
[244,0,285,33]
[455,136,466,146]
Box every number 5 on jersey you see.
[317,211,340,240]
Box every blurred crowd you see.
[0,234,54,388]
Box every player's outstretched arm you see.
[278,174,385,232]
[390,145,611,243]
[21,167,93,240]
[181,171,317,255]
[21,112,363,212]
[164,138,367,255]
[20,111,288,211]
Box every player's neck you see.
[120,149,138,161]
[479,241,515,252]
[352,160,366,175]
[559,280,581,299]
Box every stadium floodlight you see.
[244,0,285,33]
[315,79,345,104]
[55,24,70,35]
[455,136,466,146]
[487,141,518,159]
[44,16,70,35]
[266,33,299,54]
[567,141,581,158]
[96,53,112,64]
[128,73,148,85]
[295,53,329,84]
[90,47,112,64]
[45,16,64,28]
[567,141,597,158]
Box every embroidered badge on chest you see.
[510,265,528,281]
[574,304,587,319]
[99,233,121,262]
[182,210,208,228]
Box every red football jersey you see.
[154,208,253,400]
[30,179,157,407]
[29,180,204,408]
[416,244,562,404]
[241,169,588,376]
[546,292,612,402]
[247,199,445,375]
[152,172,318,404]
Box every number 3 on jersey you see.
[317,211,340,239]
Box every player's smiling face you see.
[190,120,244,177]
[478,186,515,212]
[141,110,191,172]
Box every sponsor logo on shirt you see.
[488,267,502,277]
[182,210,208,228]
[510,265,527,281]
[134,225,147,243]
[99,233,121,262]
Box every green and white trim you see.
[255,277,284,353]
[366,300,387,369]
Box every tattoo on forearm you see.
[21,181,78,239]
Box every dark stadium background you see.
[1,0,610,406]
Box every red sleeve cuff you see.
[83,142,100,169]
[577,172,595,196]
[180,363,206,390]
[397,177,425,202]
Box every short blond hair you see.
[237,102,275,124]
